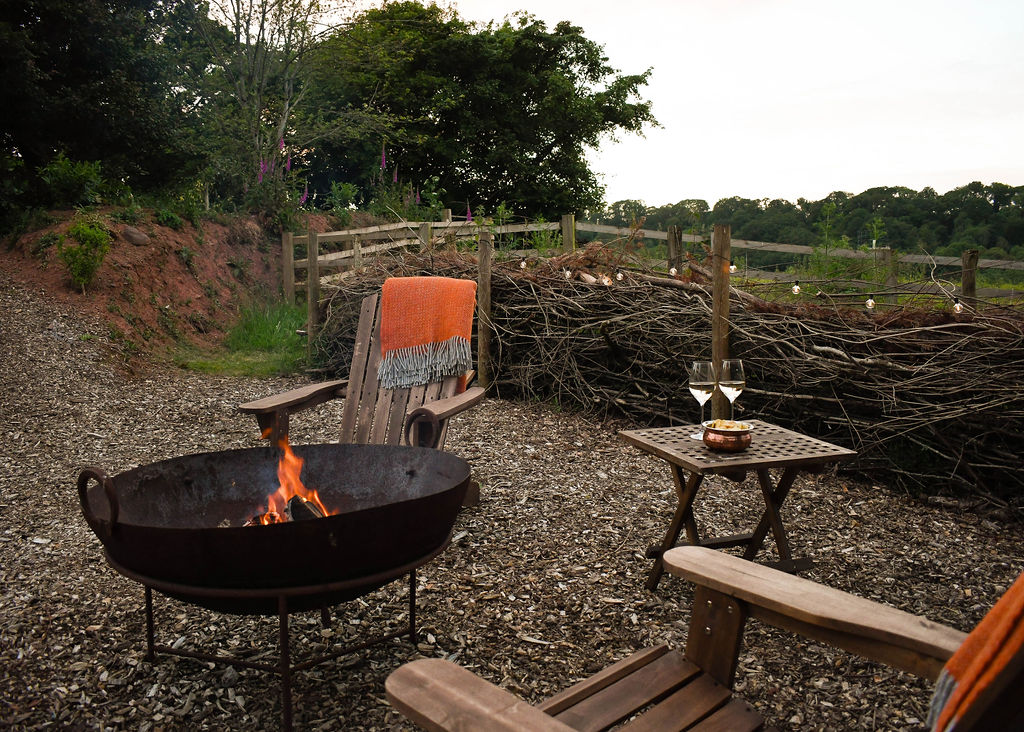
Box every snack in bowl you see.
[702,419,753,451]
[705,419,752,432]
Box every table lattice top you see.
[619,420,856,474]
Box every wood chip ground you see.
[1,278,1021,731]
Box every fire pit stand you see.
[107,537,449,732]
[77,443,471,732]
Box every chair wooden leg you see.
[461,479,480,508]
[684,585,748,688]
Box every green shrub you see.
[156,208,184,230]
[37,153,103,207]
[58,217,112,293]
[31,231,63,261]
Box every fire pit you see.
[77,443,470,730]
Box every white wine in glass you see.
[688,360,715,438]
[719,359,745,420]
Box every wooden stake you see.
[306,231,319,359]
[961,249,978,300]
[282,232,295,305]
[711,224,731,420]
[477,232,493,389]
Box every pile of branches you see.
[316,244,1024,509]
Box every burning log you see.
[286,495,325,521]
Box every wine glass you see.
[688,360,715,438]
[719,359,745,421]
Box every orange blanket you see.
[377,276,477,390]
[928,569,1024,731]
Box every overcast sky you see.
[447,0,1024,207]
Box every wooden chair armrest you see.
[386,658,574,732]
[239,379,348,415]
[404,387,485,448]
[663,547,966,681]
[415,386,486,422]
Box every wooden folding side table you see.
[619,420,856,590]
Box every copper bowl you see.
[702,425,752,452]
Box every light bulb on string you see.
[953,297,964,314]
[791,280,801,295]
[865,295,875,310]
[669,267,677,276]
[615,270,624,281]
[729,260,737,274]
[519,259,527,269]
[563,269,571,279]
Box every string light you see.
[729,260,737,273]
[865,294,875,310]
[953,297,964,314]
[669,267,677,276]
[615,270,624,281]
[791,280,801,295]
[599,274,612,286]
[563,269,571,279]
[519,259,527,269]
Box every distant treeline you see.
[604,182,1024,265]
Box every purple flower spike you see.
[393,167,398,183]
[299,183,308,205]
[286,154,291,171]
[466,205,472,223]
[278,138,285,151]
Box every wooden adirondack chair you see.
[239,288,485,500]
[386,546,1024,731]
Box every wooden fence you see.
[282,215,1022,366]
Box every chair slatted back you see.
[337,293,460,447]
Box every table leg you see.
[743,467,799,567]
[646,467,703,591]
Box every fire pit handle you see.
[77,467,119,538]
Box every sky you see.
[446,0,1024,208]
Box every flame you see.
[257,433,331,523]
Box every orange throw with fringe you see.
[928,569,1024,731]
[378,276,477,391]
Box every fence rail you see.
[281,215,1023,338]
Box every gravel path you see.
[1,274,1021,731]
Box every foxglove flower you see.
[299,184,308,205]
[466,205,472,223]
[286,155,291,172]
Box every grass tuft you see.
[178,301,307,376]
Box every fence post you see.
[352,236,362,270]
[442,209,452,223]
[961,249,978,300]
[477,232,494,390]
[881,247,898,306]
[710,224,732,421]
[282,232,295,305]
[667,225,682,273]
[306,231,319,359]
[561,213,576,252]
[418,222,433,251]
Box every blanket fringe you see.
[378,335,472,389]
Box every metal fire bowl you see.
[78,444,470,614]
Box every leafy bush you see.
[37,153,103,207]
[57,217,111,293]
[31,231,63,261]
[156,208,184,230]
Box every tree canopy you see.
[608,182,1024,262]
[302,2,656,218]
[1,0,656,222]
